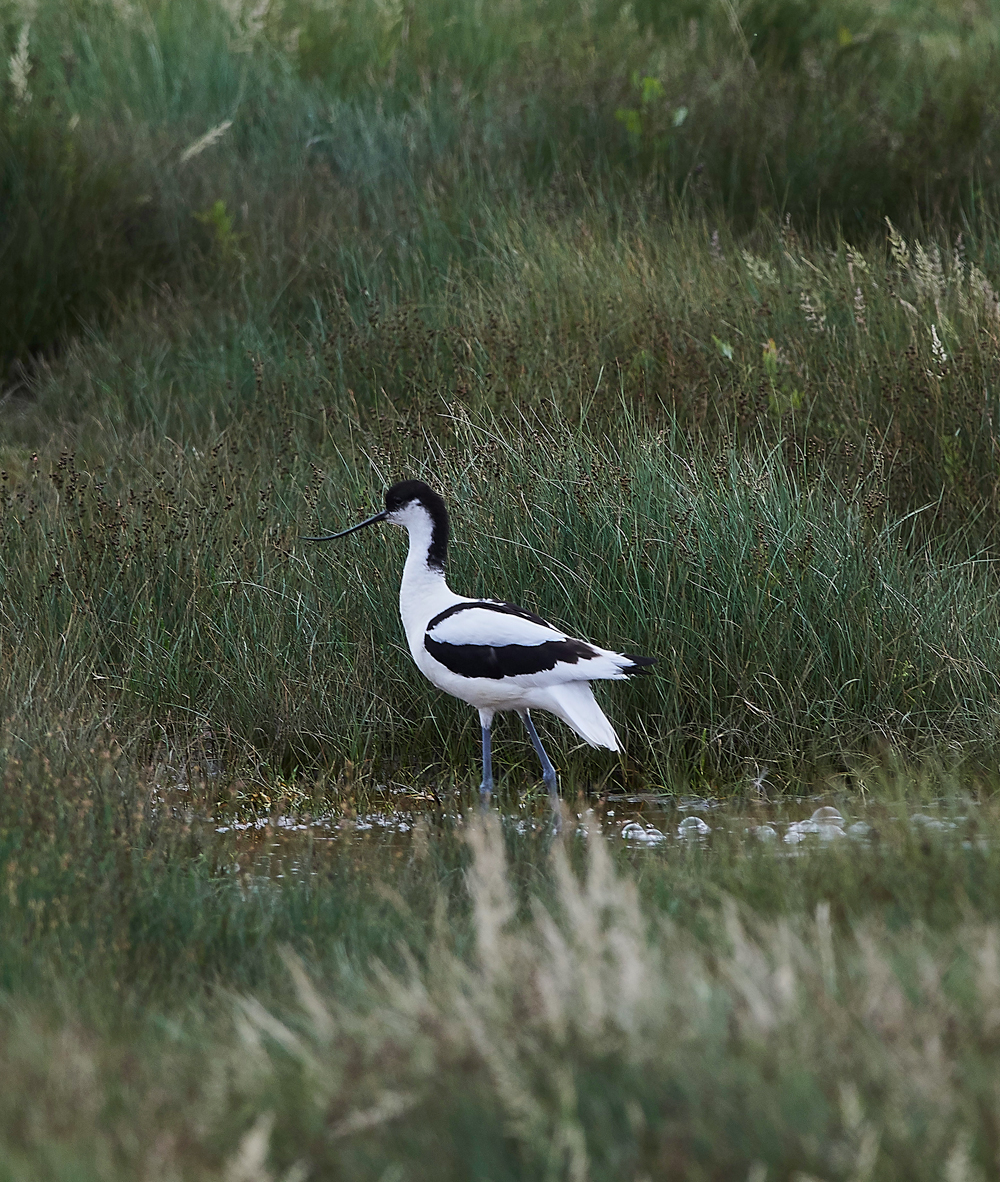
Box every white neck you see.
[396,509,462,649]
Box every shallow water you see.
[197,781,985,883]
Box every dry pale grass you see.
[0,815,979,1180]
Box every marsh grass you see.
[5,394,1000,793]
[7,2,1000,1172]
[11,118,1000,788]
[5,0,1000,373]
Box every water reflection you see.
[187,783,984,884]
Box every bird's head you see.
[305,479,450,569]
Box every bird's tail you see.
[585,649,657,680]
[620,652,656,674]
[536,681,621,751]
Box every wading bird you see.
[307,480,655,807]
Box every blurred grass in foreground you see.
[1,745,1000,1180]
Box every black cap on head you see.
[384,480,449,570]
[385,480,442,514]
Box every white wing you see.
[426,604,569,648]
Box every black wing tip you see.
[624,653,657,674]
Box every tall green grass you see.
[13,188,1000,541]
[4,0,1000,782]
[3,393,1000,789]
[5,0,1000,373]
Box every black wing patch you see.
[425,634,599,680]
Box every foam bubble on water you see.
[784,807,846,843]
[910,813,955,831]
[677,816,711,838]
[621,821,668,846]
[751,824,778,841]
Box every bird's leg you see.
[478,709,495,809]
[519,709,559,803]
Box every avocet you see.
[308,480,654,805]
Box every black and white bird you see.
[308,480,655,805]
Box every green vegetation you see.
[5,0,1000,1176]
[3,755,1000,1179]
[7,404,1000,793]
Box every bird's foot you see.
[479,779,494,812]
[542,773,563,834]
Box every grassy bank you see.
[4,4,1000,785]
[5,398,1000,794]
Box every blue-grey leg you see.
[518,709,559,802]
[478,709,495,808]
